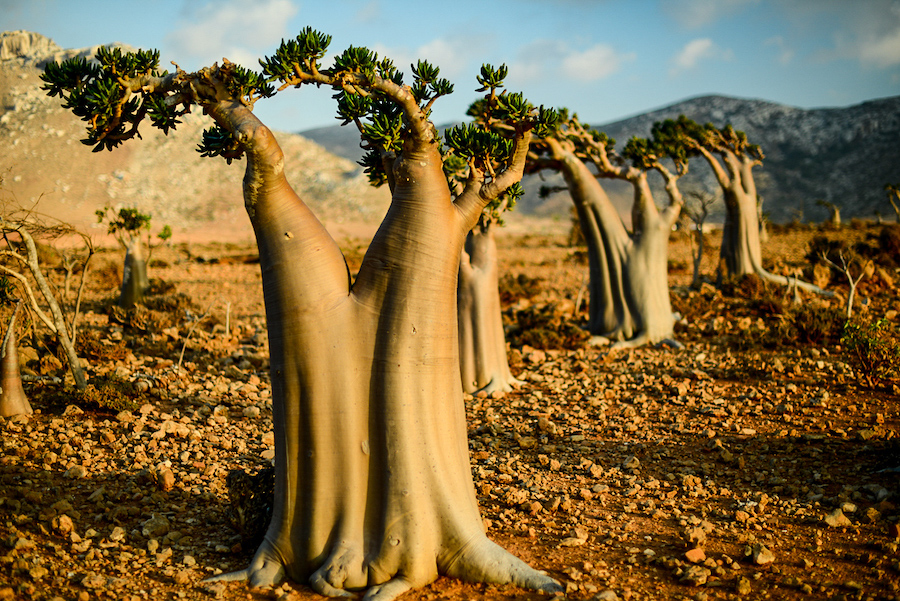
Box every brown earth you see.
[1,220,899,601]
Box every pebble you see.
[824,508,852,528]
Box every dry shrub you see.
[842,317,900,388]
[506,303,589,350]
[75,328,127,362]
[778,303,846,347]
[90,259,122,291]
[226,467,275,547]
[499,273,543,305]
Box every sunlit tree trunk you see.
[205,100,557,599]
[120,235,149,308]
[458,221,520,395]
[699,147,828,295]
[0,305,31,417]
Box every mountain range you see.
[2,30,898,239]
[301,94,900,224]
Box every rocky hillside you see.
[0,31,390,244]
[598,94,900,223]
[302,95,900,225]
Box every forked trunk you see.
[559,152,677,347]
[713,157,829,295]
[718,186,762,280]
[0,307,32,418]
[207,103,557,599]
[458,222,520,395]
[120,237,149,308]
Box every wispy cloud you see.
[662,0,760,29]
[764,36,795,65]
[669,38,732,76]
[164,0,299,69]
[510,39,634,84]
[372,34,488,83]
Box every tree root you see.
[443,535,563,594]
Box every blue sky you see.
[3,0,899,133]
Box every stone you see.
[684,548,706,563]
[749,543,775,565]
[824,508,852,528]
[679,565,711,586]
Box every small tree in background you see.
[682,187,720,288]
[44,29,560,599]
[886,183,900,223]
[96,205,171,307]
[675,117,829,294]
[447,68,557,394]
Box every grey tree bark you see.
[697,147,829,295]
[547,139,682,349]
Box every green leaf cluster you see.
[41,48,171,152]
[259,27,333,80]
[96,206,152,236]
[198,126,244,164]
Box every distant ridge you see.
[301,94,900,223]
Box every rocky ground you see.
[0,223,899,601]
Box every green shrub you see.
[842,318,900,388]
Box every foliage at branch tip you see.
[43,44,273,158]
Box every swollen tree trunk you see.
[701,149,829,295]
[120,236,149,308]
[206,102,557,599]
[1,306,31,418]
[458,221,520,395]
[554,146,678,348]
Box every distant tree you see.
[526,112,689,348]
[683,187,720,288]
[96,205,171,307]
[449,76,557,394]
[816,199,841,227]
[675,117,829,294]
[43,30,560,600]
[886,184,900,223]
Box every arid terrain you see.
[1,219,899,601]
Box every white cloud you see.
[510,39,632,84]
[372,35,488,83]
[669,37,732,76]
[165,0,299,69]
[775,0,900,68]
[562,44,636,81]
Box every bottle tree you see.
[527,112,689,348]
[443,69,557,395]
[96,205,171,307]
[43,30,560,600]
[676,117,828,293]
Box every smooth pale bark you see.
[0,307,31,417]
[203,100,558,599]
[552,145,679,348]
[699,148,829,295]
[120,237,149,308]
[458,221,520,395]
